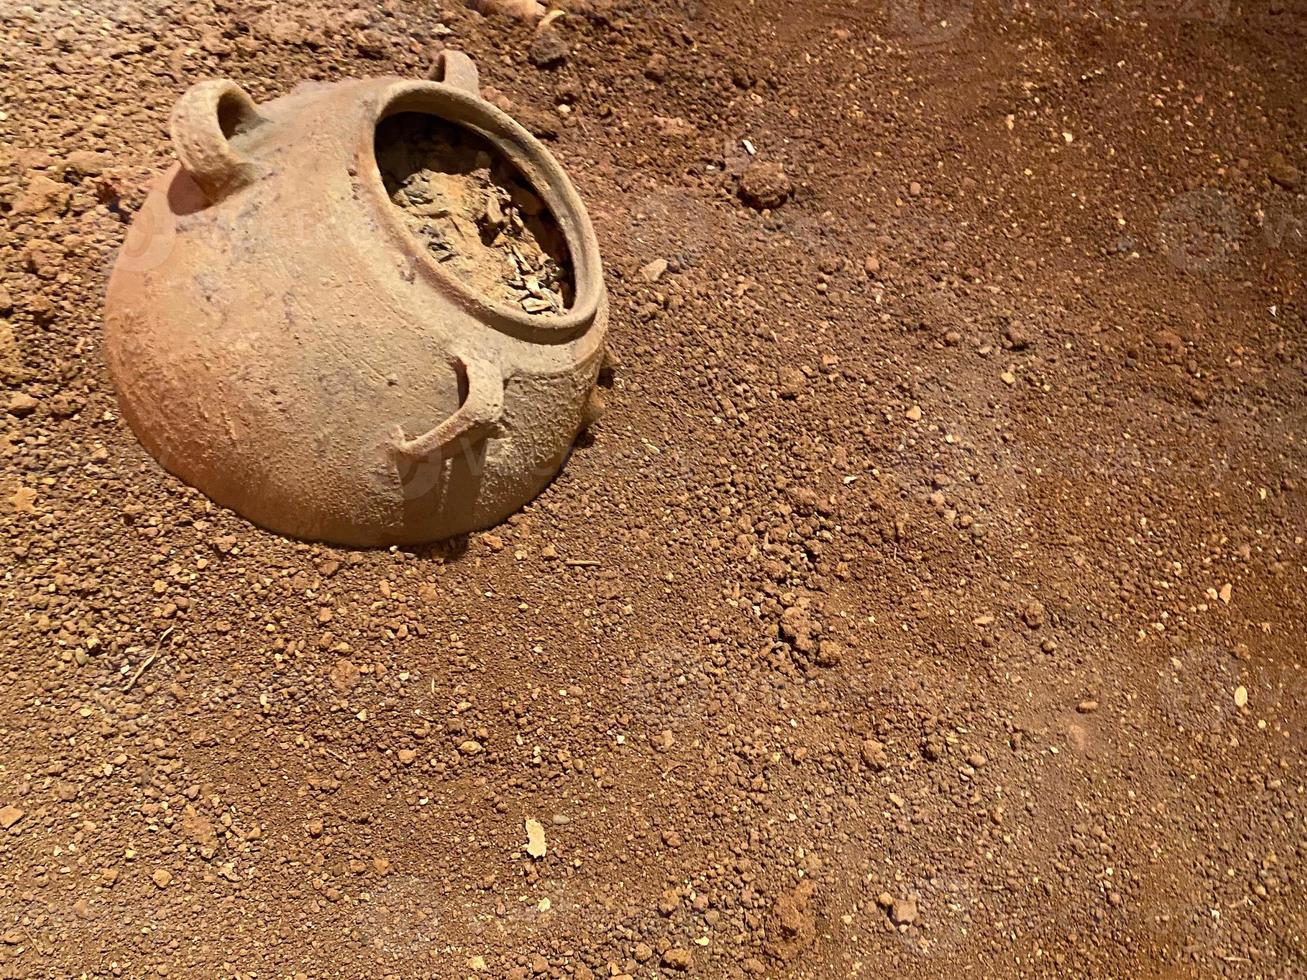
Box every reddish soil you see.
[1,1,1305,978]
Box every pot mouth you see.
[364,81,603,343]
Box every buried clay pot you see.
[105,52,608,546]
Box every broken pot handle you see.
[425,49,481,97]
[170,79,267,203]
[391,356,504,460]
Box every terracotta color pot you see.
[105,51,607,546]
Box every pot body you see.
[105,55,607,546]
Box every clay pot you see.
[105,52,607,546]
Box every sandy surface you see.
[1,1,1304,977]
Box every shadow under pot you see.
[104,51,609,546]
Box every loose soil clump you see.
[376,112,573,313]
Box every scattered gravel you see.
[0,1,1302,977]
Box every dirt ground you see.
[1,1,1305,977]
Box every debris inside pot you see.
[376,112,574,314]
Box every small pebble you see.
[6,392,38,417]
[527,29,568,68]
[639,258,668,283]
[662,948,693,971]
[891,896,918,925]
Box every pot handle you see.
[170,79,267,202]
[391,356,504,459]
[425,49,481,96]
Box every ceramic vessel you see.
[105,51,607,546]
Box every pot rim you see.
[361,79,604,345]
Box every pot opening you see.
[374,112,575,316]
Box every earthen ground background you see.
[1,1,1305,978]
